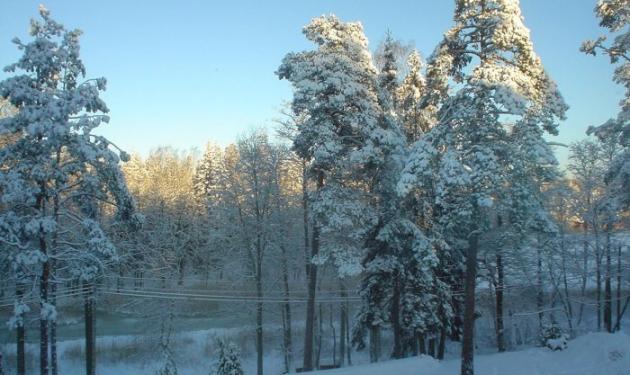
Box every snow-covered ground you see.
[308,332,630,375]
[3,330,627,374]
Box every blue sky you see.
[0,0,622,166]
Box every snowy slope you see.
[308,333,630,375]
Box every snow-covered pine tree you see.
[396,132,457,358]
[193,142,225,281]
[210,338,244,375]
[393,45,456,358]
[356,31,407,361]
[194,142,225,210]
[397,50,432,143]
[399,1,566,374]
[377,32,401,110]
[278,15,388,370]
[0,6,139,375]
[368,42,406,362]
[582,0,630,210]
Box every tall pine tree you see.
[0,7,139,375]
[399,1,566,373]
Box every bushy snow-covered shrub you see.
[541,323,568,351]
[210,338,244,375]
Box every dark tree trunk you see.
[256,237,264,375]
[410,334,419,357]
[391,272,403,359]
[536,243,544,333]
[280,241,293,373]
[369,326,381,363]
[50,280,58,375]
[617,245,622,331]
[134,269,143,289]
[339,283,347,367]
[594,225,602,331]
[16,285,25,375]
[560,229,574,333]
[577,225,589,326]
[345,305,352,366]
[84,282,95,375]
[604,227,612,333]
[256,300,263,375]
[438,325,447,360]
[302,161,310,275]
[40,236,49,375]
[117,269,124,293]
[495,250,505,352]
[302,172,323,372]
[614,297,630,332]
[428,337,436,358]
[330,305,336,366]
[450,280,463,342]
[461,231,479,375]
[315,304,322,369]
[177,258,185,286]
[417,333,426,355]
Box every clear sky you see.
[0,0,623,166]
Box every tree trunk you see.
[428,337,436,358]
[461,230,479,375]
[302,172,323,372]
[450,280,463,342]
[409,335,418,357]
[302,161,310,276]
[617,245,622,331]
[614,297,630,332]
[177,258,185,286]
[536,242,544,333]
[315,304,322,369]
[604,226,612,333]
[577,224,589,326]
[594,225,602,331]
[495,250,505,352]
[391,272,403,359]
[369,326,381,363]
[256,300,263,375]
[84,282,95,375]
[40,236,49,375]
[117,269,124,293]
[438,325,447,360]
[560,230,574,333]
[330,305,336,366]
[418,332,426,355]
[345,304,352,366]
[50,280,58,375]
[16,285,25,375]
[256,238,264,375]
[339,282,347,367]
[280,241,292,373]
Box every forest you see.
[0,1,628,375]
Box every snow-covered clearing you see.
[309,333,630,375]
